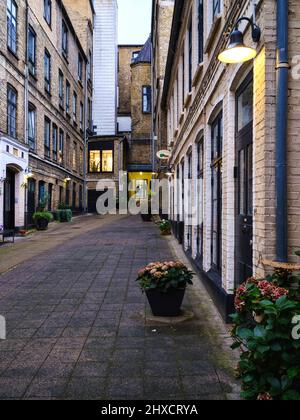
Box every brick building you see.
[153,0,300,319]
[0,0,94,230]
[117,39,153,200]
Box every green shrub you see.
[33,212,53,223]
[159,219,171,234]
[56,209,72,223]
[231,253,300,401]
[58,203,71,210]
[137,261,193,293]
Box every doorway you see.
[235,73,254,285]
[27,179,36,227]
[4,168,16,230]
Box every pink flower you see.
[257,393,273,401]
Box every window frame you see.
[28,103,36,151]
[7,0,18,55]
[62,20,68,58]
[59,129,64,165]
[44,116,51,158]
[28,26,36,76]
[211,111,223,274]
[7,84,17,138]
[78,54,83,82]
[44,49,51,94]
[44,0,52,27]
[66,80,70,115]
[59,70,64,109]
[80,102,84,131]
[142,85,151,114]
[73,92,77,123]
[198,0,204,64]
[52,124,58,161]
[88,148,114,174]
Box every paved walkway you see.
[0,215,239,400]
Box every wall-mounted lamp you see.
[218,17,261,64]
[64,177,71,183]
[25,168,34,179]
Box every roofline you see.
[118,44,144,48]
[161,0,184,109]
[89,0,95,14]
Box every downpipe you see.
[276,0,289,262]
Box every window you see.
[196,138,204,265]
[28,104,36,151]
[73,142,77,171]
[213,0,221,20]
[78,54,83,82]
[237,81,253,131]
[44,0,52,26]
[7,85,17,138]
[59,71,64,108]
[28,26,36,75]
[188,18,193,92]
[89,150,101,173]
[142,86,151,113]
[87,50,92,80]
[88,98,92,130]
[7,0,17,54]
[62,20,68,57]
[66,80,70,114]
[52,124,58,161]
[44,117,51,158]
[102,150,113,172]
[211,112,223,274]
[79,148,83,175]
[89,149,113,173]
[44,49,51,93]
[80,102,84,130]
[198,0,204,64]
[132,51,140,63]
[59,129,64,164]
[73,92,77,122]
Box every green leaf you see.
[236,327,253,340]
[295,251,300,258]
[267,377,281,390]
[287,367,300,380]
[282,390,300,400]
[257,345,270,354]
[254,325,267,339]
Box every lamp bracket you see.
[235,16,261,43]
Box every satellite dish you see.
[156,150,171,160]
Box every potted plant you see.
[56,203,72,223]
[159,219,171,236]
[33,211,53,231]
[137,261,193,317]
[231,252,300,401]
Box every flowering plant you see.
[137,261,193,293]
[159,219,172,235]
[231,255,300,401]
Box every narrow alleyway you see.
[0,216,239,400]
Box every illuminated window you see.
[89,150,113,173]
[89,150,101,173]
[102,150,113,172]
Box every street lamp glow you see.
[218,18,261,64]
[218,45,257,64]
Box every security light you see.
[218,17,261,64]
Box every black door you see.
[4,168,15,230]
[236,74,253,284]
[27,179,36,227]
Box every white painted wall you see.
[117,116,132,133]
[93,0,118,136]
[0,136,29,229]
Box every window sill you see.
[204,14,222,54]
[78,80,83,88]
[7,47,19,61]
[192,63,204,87]
[29,72,38,82]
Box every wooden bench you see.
[0,230,15,244]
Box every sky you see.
[118,0,152,45]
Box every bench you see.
[0,230,15,244]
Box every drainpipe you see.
[275,0,289,262]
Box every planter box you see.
[146,289,185,317]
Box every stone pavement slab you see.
[0,215,240,400]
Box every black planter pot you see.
[35,218,49,231]
[141,213,152,222]
[146,289,185,317]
